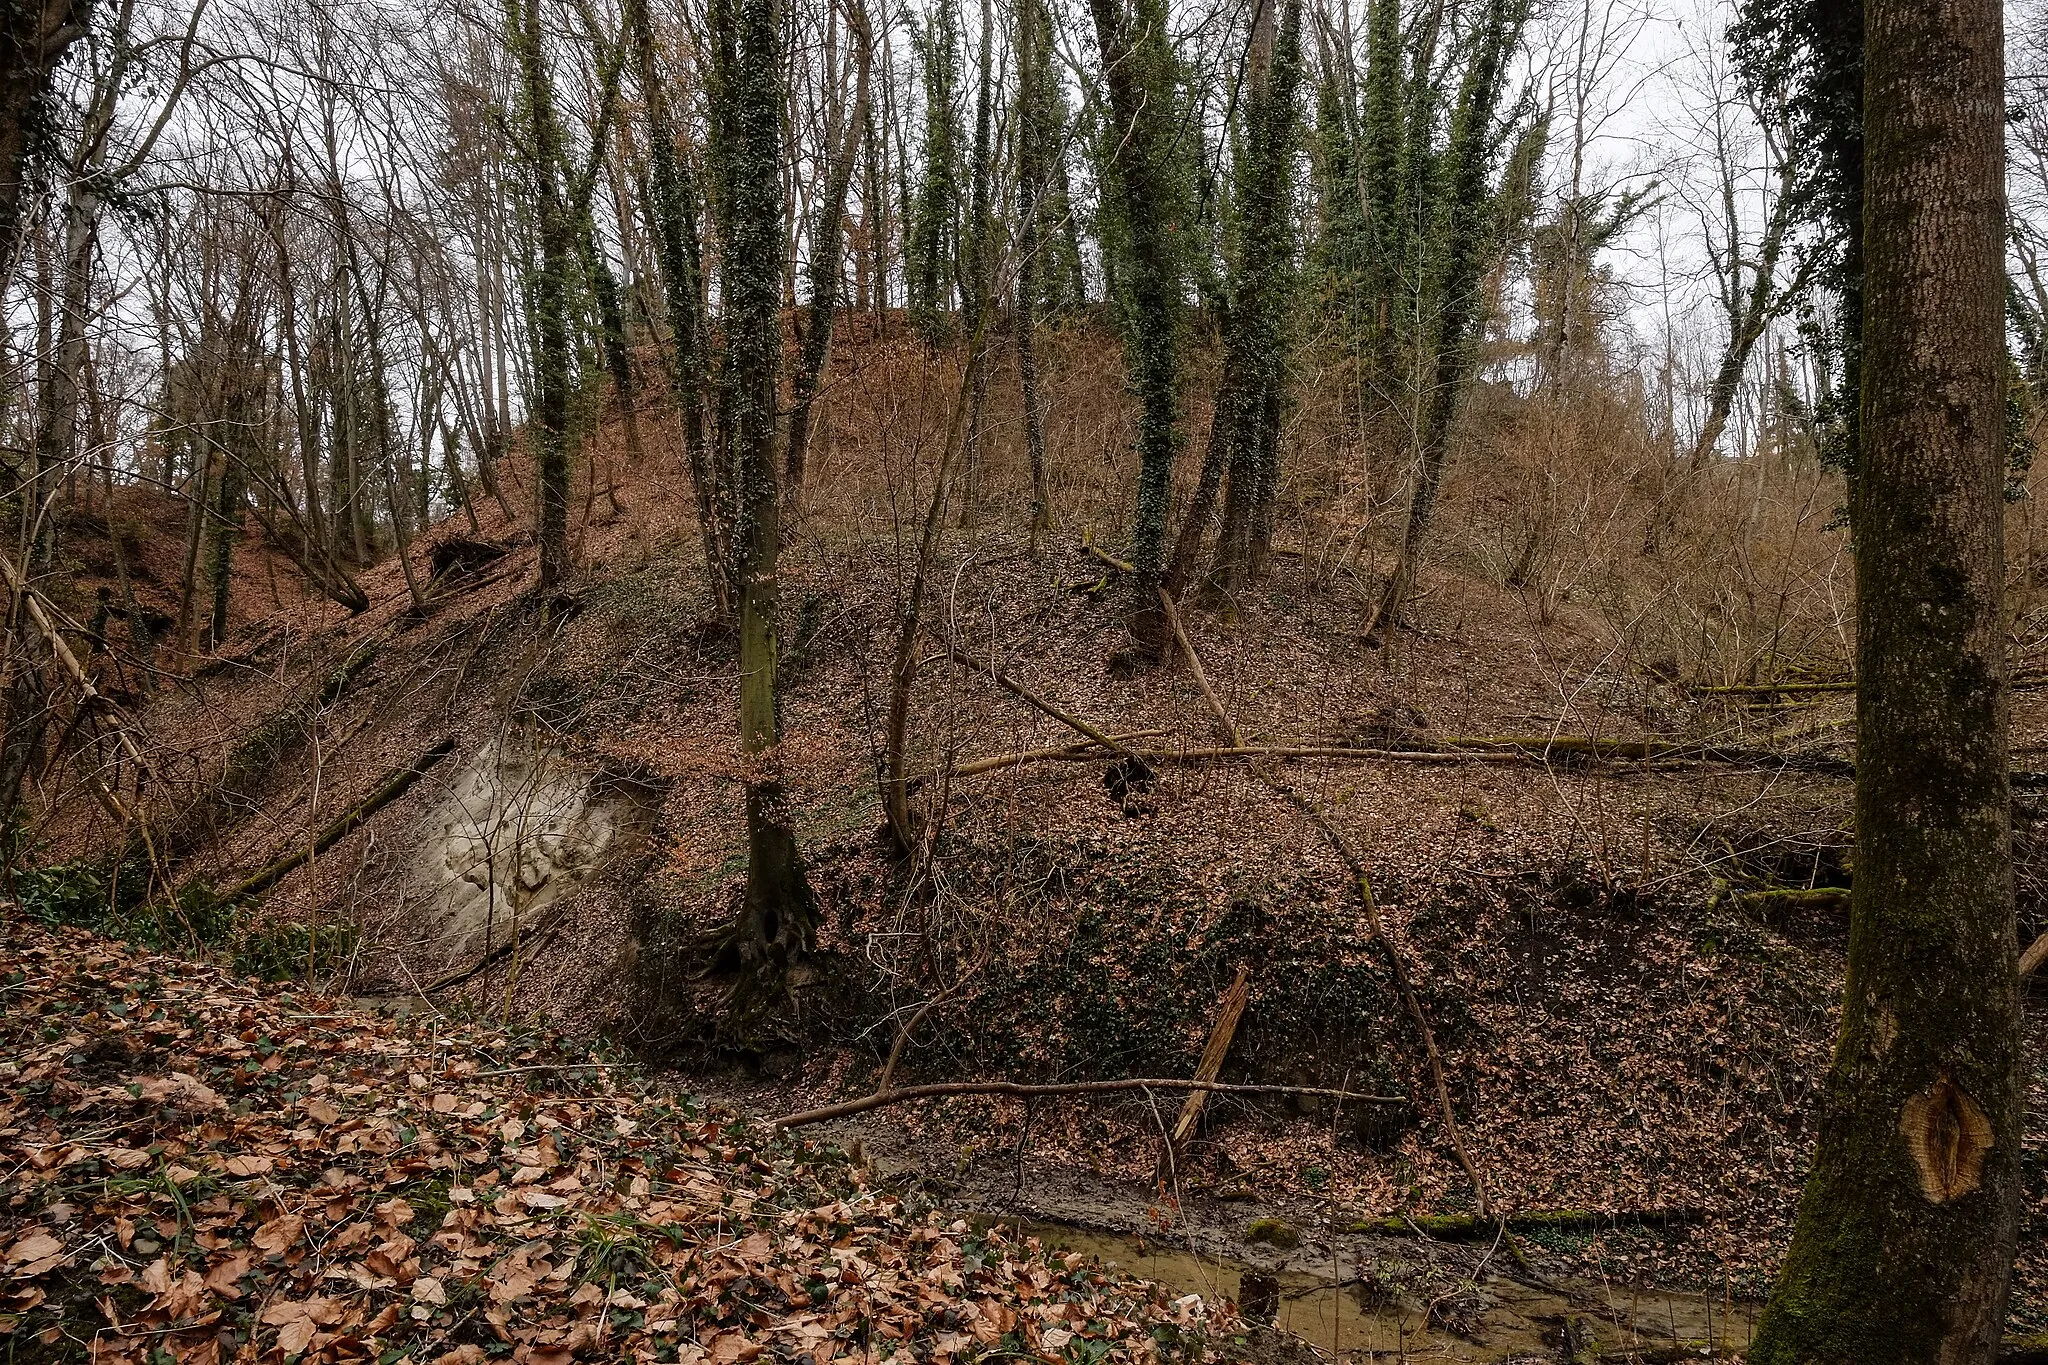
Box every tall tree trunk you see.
[30,173,98,572]
[627,0,731,615]
[1364,0,1525,641]
[582,211,646,487]
[0,0,85,278]
[509,0,573,592]
[719,0,815,1000]
[1014,0,1053,550]
[1088,0,1187,653]
[1748,0,2020,1358]
[1204,0,1302,595]
[955,0,996,526]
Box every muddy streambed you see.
[1004,1220,1751,1361]
[801,1113,1758,1363]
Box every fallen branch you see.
[1170,966,1249,1149]
[421,901,572,996]
[1265,777,1498,1227]
[1698,674,2048,696]
[1352,1208,1701,1239]
[2021,932,2048,980]
[953,741,1694,777]
[1082,537,1134,574]
[224,738,456,900]
[1158,587,1239,746]
[773,1077,1403,1129]
[950,729,1171,779]
[940,640,1147,767]
[948,734,1869,781]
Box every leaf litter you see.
[0,919,1242,1364]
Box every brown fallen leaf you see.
[253,1213,305,1256]
[204,1252,250,1299]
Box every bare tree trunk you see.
[786,0,873,503]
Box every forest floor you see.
[22,375,2048,1358]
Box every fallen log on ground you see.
[1351,1209,1701,1239]
[1729,886,1852,919]
[949,730,1170,779]
[773,1077,1404,1129]
[223,737,456,901]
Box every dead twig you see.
[1263,775,1500,1232]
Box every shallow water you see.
[1008,1219,1754,1361]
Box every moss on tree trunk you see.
[717,0,816,1004]
[1748,1,2021,1358]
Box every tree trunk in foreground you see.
[0,0,85,276]
[720,0,816,1001]
[1748,0,2020,1358]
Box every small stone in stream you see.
[1245,1218,1299,1250]
[1238,1272,1280,1325]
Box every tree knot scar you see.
[1899,1075,1992,1204]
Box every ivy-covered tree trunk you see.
[1088,0,1187,652]
[1748,0,2020,1358]
[581,211,645,486]
[717,0,816,1000]
[1013,0,1054,549]
[508,0,573,593]
[1366,0,1526,640]
[1203,0,1302,595]
[955,0,997,524]
[908,0,963,343]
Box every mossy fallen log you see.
[1730,886,1852,918]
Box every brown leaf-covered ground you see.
[0,918,1244,1363]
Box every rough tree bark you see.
[719,0,816,1000]
[0,0,86,276]
[1088,0,1186,653]
[1747,0,2021,1358]
[507,0,573,593]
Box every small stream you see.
[1002,1218,1755,1361]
